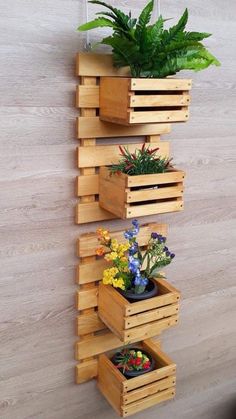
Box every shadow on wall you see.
[222,399,236,419]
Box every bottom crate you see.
[97,339,176,417]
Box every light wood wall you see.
[0,1,236,418]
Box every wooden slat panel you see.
[129,110,189,124]
[126,185,183,203]
[77,117,171,139]
[76,85,99,108]
[75,332,123,360]
[78,142,169,168]
[130,78,192,91]
[127,170,185,187]
[77,223,168,257]
[76,259,110,284]
[75,359,98,384]
[76,53,130,77]
[130,94,191,107]
[121,388,176,417]
[76,288,98,310]
[76,174,99,197]
[76,312,106,335]
[122,376,176,405]
[76,201,116,224]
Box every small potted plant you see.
[112,347,155,378]
[99,144,185,219]
[78,1,220,125]
[96,220,180,342]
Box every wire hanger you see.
[83,0,161,51]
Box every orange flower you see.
[96,247,105,256]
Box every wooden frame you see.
[98,278,180,343]
[100,77,192,126]
[99,166,185,219]
[98,339,176,417]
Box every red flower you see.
[141,143,146,152]
[143,361,151,369]
[149,147,160,155]
[135,358,142,366]
[119,145,126,156]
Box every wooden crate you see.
[98,278,180,343]
[100,77,192,125]
[99,166,185,219]
[98,339,176,417]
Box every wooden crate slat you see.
[77,223,168,257]
[126,185,183,203]
[122,376,176,405]
[76,312,106,335]
[130,94,191,107]
[76,201,116,224]
[121,388,175,417]
[77,117,171,139]
[76,85,99,108]
[75,359,98,384]
[78,142,169,168]
[125,200,183,219]
[127,170,185,187]
[124,303,179,329]
[130,78,192,91]
[129,110,189,124]
[76,53,130,77]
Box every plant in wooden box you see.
[96,220,180,342]
[98,339,176,417]
[112,347,155,378]
[99,144,185,219]
[78,1,220,125]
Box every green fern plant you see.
[77,0,220,77]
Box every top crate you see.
[100,77,192,126]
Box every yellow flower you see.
[104,251,118,261]
[102,267,119,285]
[111,239,119,251]
[96,247,105,256]
[137,351,143,358]
[112,277,125,290]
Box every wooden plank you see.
[76,312,106,335]
[124,303,179,329]
[127,170,185,187]
[123,364,176,392]
[77,223,168,257]
[121,387,176,416]
[122,376,176,405]
[76,53,130,77]
[77,117,171,139]
[126,185,183,203]
[78,142,169,168]
[130,94,191,107]
[75,360,98,384]
[130,78,192,91]
[126,200,183,218]
[76,85,99,108]
[75,332,123,360]
[129,110,189,124]
[75,288,98,310]
[122,315,179,342]
[143,339,176,367]
[76,258,110,284]
[76,174,98,196]
[76,201,116,224]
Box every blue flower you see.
[128,256,140,274]
[151,232,159,239]
[132,219,139,228]
[129,241,138,255]
[140,277,148,286]
[166,250,171,257]
[124,230,134,240]
[170,253,175,259]
[134,276,141,286]
[164,246,168,252]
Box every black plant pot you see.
[111,348,155,378]
[118,278,158,303]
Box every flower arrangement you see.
[110,144,173,176]
[78,1,220,78]
[96,220,175,295]
[112,347,153,375]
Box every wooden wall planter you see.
[98,339,176,417]
[100,77,192,125]
[99,166,185,219]
[98,278,180,343]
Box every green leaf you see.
[77,17,114,31]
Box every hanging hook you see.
[84,0,92,51]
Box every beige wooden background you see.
[0,1,236,418]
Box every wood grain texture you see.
[0,0,236,418]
